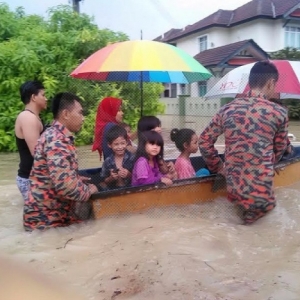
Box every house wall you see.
[158,97,222,133]
[175,28,232,56]
[163,17,300,102]
[160,97,221,117]
[174,18,300,54]
[228,19,285,52]
[163,74,222,98]
[206,28,231,48]
[175,29,213,56]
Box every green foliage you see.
[285,100,300,120]
[270,47,300,60]
[75,81,165,145]
[0,4,165,152]
[120,82,165,128]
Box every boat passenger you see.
[138,116,177,180]
[119,122,137,153]
[199,61,290,224]
[269,99,296,161]
[23,92,98,231]
[132,130,173,187]
[99,125,134,189]
[170,128,210,179]
[15,81,47,202]
[92,97,125,160]
[137,115,162,134]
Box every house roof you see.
[194,39,269,68]
[153,28,182,42]
[155,0,300,42]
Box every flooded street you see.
[1,122,300,299]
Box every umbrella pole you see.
[140,29,143,117]
[140,72,144,117]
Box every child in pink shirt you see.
[171,128,209,180]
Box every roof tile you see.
[155,0,300,42]
[194,39,269,67]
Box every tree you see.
[0,4,164,151]
[270,47,300,60]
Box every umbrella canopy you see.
[205,60,300,99]
[70,40,212,83]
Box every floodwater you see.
[1,122,300,300]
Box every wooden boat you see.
[81,148,300,220]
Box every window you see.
[198,35,208,52]
[198,81,207,97]
[285,26,300,49]
[180,84,191,95]
[180,84,186,95]
[170,84,177,98]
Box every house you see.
[155,0,300,101]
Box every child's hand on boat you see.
[166,162,178,180]
[166,161,176,173]
[158,159,169,174]
[161,177,173,186]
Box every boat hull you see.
[87,156,300,220]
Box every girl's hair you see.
[170,128,196,152]
[137,116,161,132]
[135,130,164,162]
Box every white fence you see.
[159,97,221,117]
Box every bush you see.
[0,4,165,151]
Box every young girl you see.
[170,128,210,179]
[137,116,177,180]
[132,130,173,187]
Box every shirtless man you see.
[15,81,47,202]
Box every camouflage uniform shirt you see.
[24,121,92,231]
[199,96,289,223]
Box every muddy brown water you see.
[1,121,300,299]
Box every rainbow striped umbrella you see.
[70,40,212,115]
[70,40,212,83]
